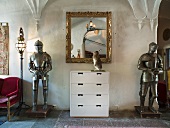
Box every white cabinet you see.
[70,71,109,117]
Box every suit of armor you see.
[137,42,163,113]
[29,40,52,111]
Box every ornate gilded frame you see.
[66,11,112,63]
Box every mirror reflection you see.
[66,12,112,63]
[71,17,106,58]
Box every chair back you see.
[0,78,4,95]
[1,77,20,96]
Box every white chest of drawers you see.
[70,71,109,117]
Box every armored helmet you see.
[34,40,43,46]
[149,42,158,48]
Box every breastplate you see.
[142,54,158,82]
[145,55,157,69]
[33,53,46,68]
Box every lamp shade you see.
[15,42,26,53]
[15,27,26,54]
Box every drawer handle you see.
[97,73,102,75]
[78,72,83,75]
[96,84,101,86]
[78,83,83,85]
[96,105,101,107]
[78,94,83,96]
[78,105,83,107]
[96,94,101,96]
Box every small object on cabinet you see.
[92,51,105,72]
[77,49,80,58]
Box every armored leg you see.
[32,78,39,112]
[139,82,149,112]
[42,77,48,110]
[148,82,158,113]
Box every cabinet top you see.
[70,71,110,73]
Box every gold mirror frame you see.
[66,11,112,63]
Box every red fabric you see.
[0,77,20,108]
[1,77,19,96]
[0,95,17,103]
[0,78,4,95]
[6,90,18,97]
[0,97,19,107]
[157,81,167,105]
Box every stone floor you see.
[0,108,170,128]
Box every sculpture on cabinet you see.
[92,51,102,71]
[28,40,52,112]
[137,42,163,114]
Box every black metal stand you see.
[15,52,30,115]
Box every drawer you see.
[71,72,109,83]
[70,105,109,117]
[71,83,109,94]
[71,94,108,105]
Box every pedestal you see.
[26,105,53,118]
[135,106,161,118]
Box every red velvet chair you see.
[157,81,168,110]
[0,77,20,121]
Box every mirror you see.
[66,12,112,63]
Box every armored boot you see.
[32,89,38,112]
[32,104,37,112]
[140,96,145,112]
[43,88,48,110]
[148,98,158,113]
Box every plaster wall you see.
[0,0,157,110]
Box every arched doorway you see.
[157,0,170,111]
